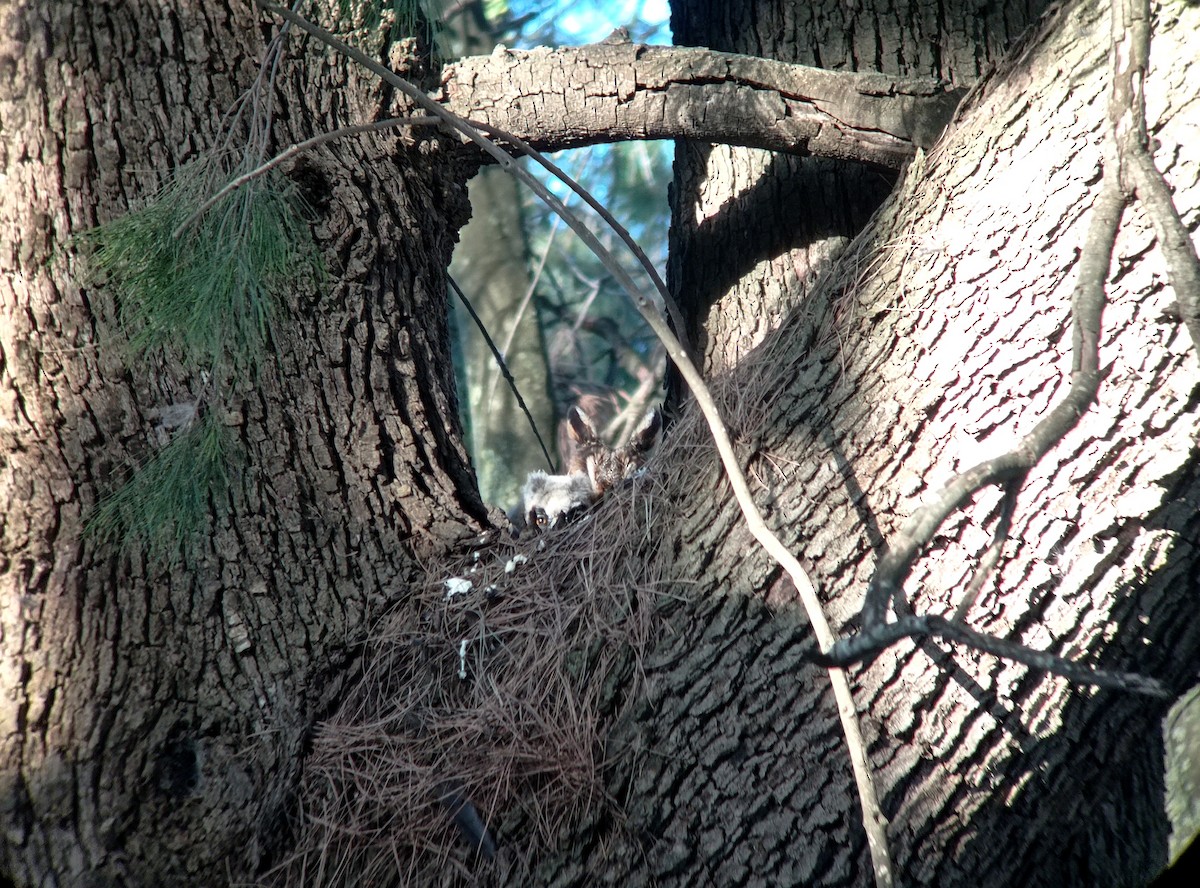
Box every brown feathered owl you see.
[562,404,662,496]
[513,402,662,534]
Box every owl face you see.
[520,471,596,531]
[564,405,662,495]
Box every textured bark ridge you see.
[532,0,1200,885]
[0,2,480,885]
[441,44,963,169]
[2,0,1198,884]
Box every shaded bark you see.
[2,0,1198,885]
[0,2,480,884]
[667,0,1049,376]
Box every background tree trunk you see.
[452,166,558,509]
[447,2,557,512]
[667,0,1048,375]
[534,0,1200,884]
[0,2,481,884]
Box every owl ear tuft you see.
[563,404,602,474]
[627,406,662,456]
[567,406,599,445]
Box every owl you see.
[518,470,596,531]
[562,404,662,495]
[513,403,662,534]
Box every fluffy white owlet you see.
[513,403,662,534]
[518,470,596,531]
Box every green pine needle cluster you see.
[82,160,319,561]
[336,0,438,48]
[85,164,319,373]
[86,413,236,564]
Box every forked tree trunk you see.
[2,0,1199,885]
[0,2,481,884]
[532,0,1200,884]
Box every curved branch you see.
[819,614,1169,697]
[853,176,1120,631]
[254,3,894,883]
[441,44,966,169]
[462,120,692,364]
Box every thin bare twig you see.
[826,613,1170,697]
[465,120,692,361]
[824,0,1170,700]
[254,3,891,882]
[174,116,438,239]
[951,476,1024,623]
[1113,0,1200,351]
[447,273,555,470]
[1129,150,1200,346]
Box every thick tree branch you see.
[441,44,966,170]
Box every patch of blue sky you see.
[507,0,671,46]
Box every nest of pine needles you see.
[266,460,681,885]
[262,336,821,885]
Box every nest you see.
[268,468,678,885]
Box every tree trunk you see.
[3,0,1199,885]
[533,0,1200,884]
[0,2,481,884]
[447,3,557,512]
[667,0,1048,375]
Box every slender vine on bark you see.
[821,0,1187,701]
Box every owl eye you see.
[531,509,550,528]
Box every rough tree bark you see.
[665,0,1050,375]
[0,2,483,885]
[2,0,1198,886]
[530,0,1200,885]
[441,43,962,168]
